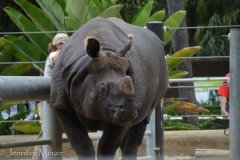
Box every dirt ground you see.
[0,130,229,159]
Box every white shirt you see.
[44,51,57,77]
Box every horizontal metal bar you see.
[166,56,229,59]
[0,61,45,64]
[169,85,227,89]
[169,25,240,30]
[0,76,228,102]
[0,120,41,123]
[169,77,228,83]
[0,76,50,102]
[137,156,154,160]
[167,115,229,118]
[0,139,51,149]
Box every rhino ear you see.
[84,36,100,58]
[116,34,133,57]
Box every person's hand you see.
[52,50,60,64]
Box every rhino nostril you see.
[116,105,124,114]
[137,109,140,113]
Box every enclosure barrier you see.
[0,76,229,160]
[0,28,239,160]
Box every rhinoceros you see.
[50,17,168,160]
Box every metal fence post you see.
[146,109,156,158]
[229,28,240,160]
[147,21,164,160]
[42,101,62,160]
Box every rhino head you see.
[75,34,139,125]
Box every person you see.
[32,33,69,160]
[44,33,69,77]
[217,73,230,117]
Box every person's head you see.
[52,33,69,51]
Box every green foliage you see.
[164,120,199,131]
[163,10,186,44]
[12,121,41,134]
[0,109,32,135]
[185,0,240,56]
[195,118,228,130]
[117,0,165,23]
[0,102,40,135]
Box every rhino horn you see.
[84,36,101,58]
[118,76,134,96]
[116,34,133,57]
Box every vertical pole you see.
[147,22,164,160]
[229,28,240,160]
[42,101,62,160]
[146,109,156,158]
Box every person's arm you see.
[220,96,229,116]
[52,50,60,65]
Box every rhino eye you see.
[99,84,107,97]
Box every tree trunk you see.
[167,0,197,124]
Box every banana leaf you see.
[92,0,105,12]
[65,17,80,30]
[12,121,41,134]
[55,0,67,16]
[164,99,209,115]
[173,102,210,112]
[14,0,55,39]
[0,64,33,76]
[167,46,202,71]
[36,0,64,30]
[0,102,21,112]
[0,40,15,70]
[32,109,40,117]
[102,0,116,8]
[164,10,186,44]
[65,0,89,26]
[147,9,165,23]
[3,7,49,57]
[98,5,122,18]
[169,70,189,79]
[131,1,153,27]
[11,110,31,120]
[2,35,44,61]
[164,101,181,114]
[88,0,103,18]
[0,38,6,49]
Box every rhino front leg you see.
[120,121,147,160]
[97,123,129,160]
[55,109,95,160]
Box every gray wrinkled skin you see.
[50,17,168,160]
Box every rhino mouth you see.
[107,104,139,125]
